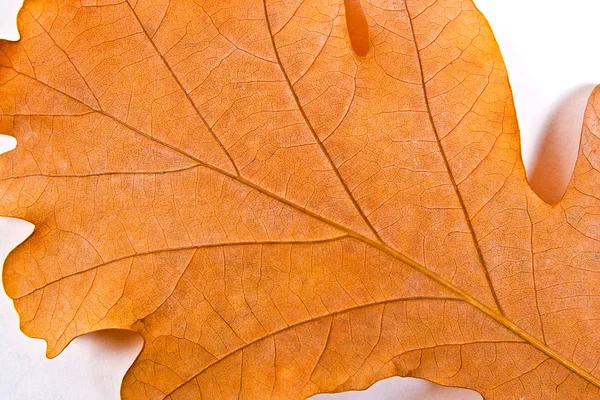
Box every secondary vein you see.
[261,0,384,244]
[404,1,504,314]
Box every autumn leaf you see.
[1,0,600,399]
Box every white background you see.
[1,1,599,398]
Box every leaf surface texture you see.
[1,0,600,399]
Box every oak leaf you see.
[1,0,600,399]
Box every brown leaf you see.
[1,0,600,399]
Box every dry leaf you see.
[1,0,600,399]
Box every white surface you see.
[476,0,599,173]
[1,0,600,399]
[0,0,20,41]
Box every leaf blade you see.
[3,0,600,399]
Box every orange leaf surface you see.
[1,0,600,399]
